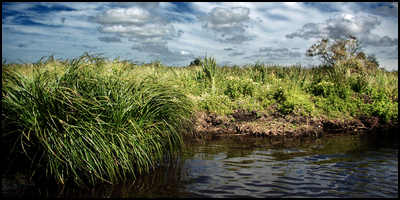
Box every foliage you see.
[224,76,256,99]
[306,35,361,66]
[306,35,379,74]
[248,59,267,83]
[196,93,235,115]
[189,57,202,66]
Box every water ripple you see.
[183,135,398,198]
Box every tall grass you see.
[197,55,218,95]
[2,54,193,187]
[184,56,397,121]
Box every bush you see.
[254,84,275,108]
[370,100,398,121]
[276,89,315,117]
[312,80,335,97]
[224,76,256,99]
[196,93,234,115]
[348,74,371,93]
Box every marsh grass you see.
[187,57,397,121]
[3,54,193,187]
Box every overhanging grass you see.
[2,54,194,187]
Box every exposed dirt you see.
[192,109,397,139]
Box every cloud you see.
[387,47,398,59]
[375,2,398,17]
[131,44,170,55]
[285,12,398,49]
[90,7,181,45]
[228,51,245,57]
[90,7,150,25]
[245,46,301,61]
[113,2,160,9]
[201,7,250,32]
[18,44,27,48]
[221,46,245,57]
[199,6,254,44]
[223,47,236,51]
[363,34,398,46]
[286,14,381,39]
[217,35,253,44]
[90,6,188,59]
[177,30,184,37]
[98,23,176,45]
[98,36,122,43]
[259,47,290,52]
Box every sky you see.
[2,2,398,70]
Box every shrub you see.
[224,76,256,99]
[254,84,275,108]
[190,58,202,66]
[370,100,398,121]
[276,89,315,117]
[312,80,335,97]
[348,74,371,93]
[196,93,234,115]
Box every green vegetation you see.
[2,54,193,187]
[2,40,398,187]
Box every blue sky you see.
[2,2,398,70]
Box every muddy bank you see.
[192,109,398,139]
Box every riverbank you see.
[192,109,398,139]
[2,53,397,188]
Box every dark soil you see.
[192,109,398,139]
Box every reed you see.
[2,54,194,187]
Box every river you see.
[2,132,398,198]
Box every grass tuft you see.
[3,53,193,187]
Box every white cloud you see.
[202,7,250,32]
[98,23,176,45]
[89,5,194,64]
[286,14,381,39]
[199,6,254,44]
[90,7,150,25]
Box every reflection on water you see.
[3,133,398,198]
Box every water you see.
[3,132,398,198]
